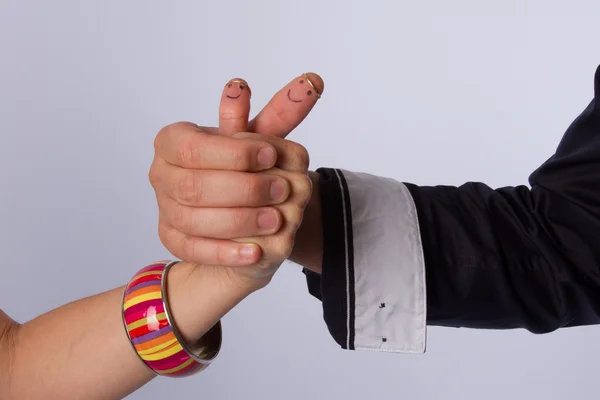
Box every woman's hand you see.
[150,73,324,288]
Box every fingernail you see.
[302,73,323,99]
[239,244,258,259]
[270,179,287,202]
[225,78,252,97]
[257,147,276,168]
[257,209,278,231]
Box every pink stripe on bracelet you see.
[121,261,220,378]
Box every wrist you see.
[289,171,323,273]
[181,261,263,296]
[165,262,258,347]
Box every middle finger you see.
[157,164,291,207]
[160,197,283,239]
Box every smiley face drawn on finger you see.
[225,80,250,99]
[286,78,315,103]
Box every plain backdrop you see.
[1,1,600,399]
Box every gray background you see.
[1,1,600,399]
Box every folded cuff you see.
[305,168,427,353]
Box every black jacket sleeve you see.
[304,65,600,353]
[406,64,600,333]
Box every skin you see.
[287,170,323,274]
[0,263,254,400]
[0,73,323,400]
[287,76,318,103]
[153,73,326,281]
[224,79,250,100]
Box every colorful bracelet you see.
[121,261,222,377]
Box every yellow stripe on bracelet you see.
[126,312,168,331]
[137,337,179,356]
[132,270,163,280]
[122,261,221,377]
[123,291,162,310]
[141,341,185,361]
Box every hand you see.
[150,73,324,287]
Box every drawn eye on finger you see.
[224,79,251,99]
[286,76,319,103]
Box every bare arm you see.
[0,262,259,400]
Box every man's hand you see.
[150,74,324,286]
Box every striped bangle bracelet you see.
[121,261,222,377]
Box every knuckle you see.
[177,171,203,204]
[268,102,292,125]
[214,244,229,265]
[292,174,313,204]
[279,203,304,232]
[230,146,250,171]
[155,122,188,150]
[148,162,160,188]
[154,124,171,151]
[158,224,180,257]
[157,223,170,247]
[232,131,252,140]
[227,209,248,235]
[291,142,310,171]
[271,235,294,260]
[177,136,201,167]
[169,202,190,232]
[241,176,263,205]
[288,206,305,230]
[220,110,244,122]
[180,233,198,261]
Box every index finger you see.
[154,122,277,171]
[248,72,324,138]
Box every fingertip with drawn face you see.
[224,78,252,100]
[249,72,325,138]
[219,77,252,136]
[287,73,324,103]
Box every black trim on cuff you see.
[338,170,356,349]
[303,269,323,301]
[302,167,355,350]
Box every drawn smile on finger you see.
[225,80,250,99]
[287,89,303,103]
[286,78,316,103]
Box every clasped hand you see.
[149,74,324,289]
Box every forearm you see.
[289,171,323,273]
[2,262,257,400]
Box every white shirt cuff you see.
[304,168,427,354]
